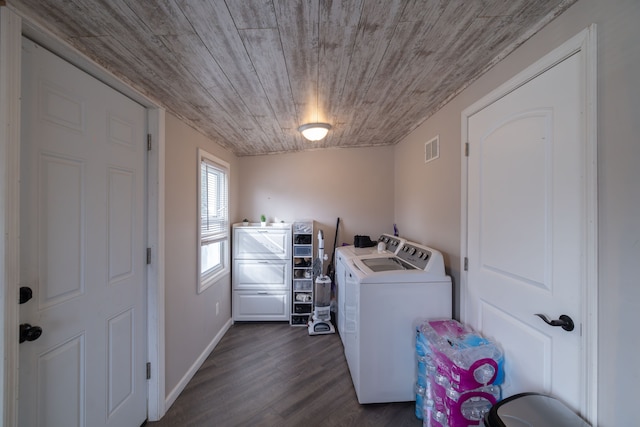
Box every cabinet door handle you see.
[258,291,269,295]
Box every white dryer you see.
[341,241,452,404]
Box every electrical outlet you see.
[215,302,219,316]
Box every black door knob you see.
[534,314,575,332]
[19,286,33,304]
[19,323,43,343]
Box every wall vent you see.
[424,135,440,164]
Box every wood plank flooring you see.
[146,322,422,427]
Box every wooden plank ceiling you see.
[8,0,576,156]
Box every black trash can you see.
[482,393,591,426]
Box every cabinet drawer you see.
[233,260,291,290]
[233,291,289,321]
[233,227,291,259]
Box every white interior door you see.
[19,38,147,427]
[464,32,596,416]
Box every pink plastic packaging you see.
[417,319,505,426]
[419,319,504,391]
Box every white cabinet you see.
[291,221,314,325]
[233,259,290,290]
[232,224,292,321]
[233,227,291,260]
[233,291,289,320]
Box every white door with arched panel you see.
[462,28,597,420]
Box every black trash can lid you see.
[484,392,591,427]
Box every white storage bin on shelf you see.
[291,220,314,326]
[293,279,313,291]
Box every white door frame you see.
[0,6,167,425]
[460,25,598,424]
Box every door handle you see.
[534,313,574,331]
[19,323,43,343]
[19,286,33,304]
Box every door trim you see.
[0,7,22,427]
[1,7,167,424]
[460,25,597,423]
[146,109,166,420]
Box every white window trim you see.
[197,148,230,293]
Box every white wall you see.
[237,146,396,250]
[163,113,238,397]
[394,128,462,310]
[393,0,640,424]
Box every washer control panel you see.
[377,234,406,254]
[397,243,432,270]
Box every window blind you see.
[200,158,228,244]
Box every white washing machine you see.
[340,241,452,404]
[334,234,405,345]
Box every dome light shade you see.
[298,123,331,141]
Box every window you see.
[198,149,230,293]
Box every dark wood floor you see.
[147,322,422,427]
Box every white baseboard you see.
[164,318,233,411]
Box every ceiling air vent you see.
[424,135,440,164]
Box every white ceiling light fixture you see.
[298,123,331,141]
